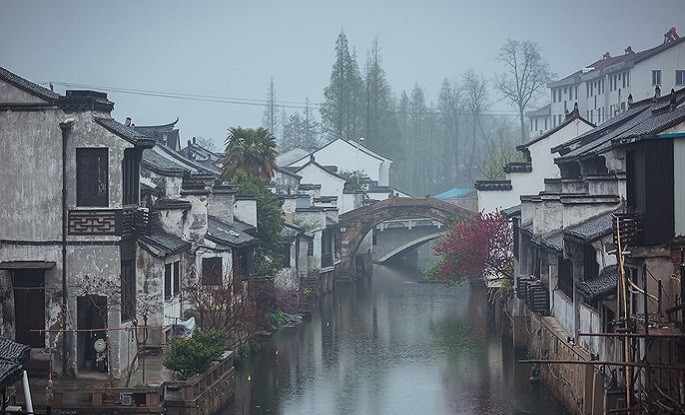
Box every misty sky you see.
[2,1,683,149]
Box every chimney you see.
[654,85,661,101]
[193,136,196,144]
[624,46,633,55]
[670,89,677,111]
[627,94,633,108]
[124,117,132,127]
[309,154,315,162]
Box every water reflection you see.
[225,264,563,415]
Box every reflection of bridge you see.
[339,197,476,270]
[372,219,447,263]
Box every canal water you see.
[225,264,564,415]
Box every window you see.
[558,257,573,299]
[201,257,222,286]
[76,148,108,206]
[281,242,291,267]
[121,259,136,321]
[652,70,662,85]
[676,70,685,86]
[164,261,181,300]
[122,148,139,206]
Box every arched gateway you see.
[339,197,476,270]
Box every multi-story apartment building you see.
[530,27,685,136]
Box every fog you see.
[2,0,683,147]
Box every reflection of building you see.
[0,67,154,377]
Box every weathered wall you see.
[529,314,592,415]
[1,109,63,240]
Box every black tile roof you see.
[140,229,190,255]
[551,102,651,155]
[504,162,532,173]
[555,109,652,161]
[142,149,186,176]
[474,180,512,191]
[616,102,685,142]
[577,265,618,301]
[501,204,521,217]
[0,66,60,101]
[134,119,181,150]
[0,337,30,390]
[155,198,191,210]
[94,117,155,148]
[207,217,257,248]
[533,229,564,252]
[564,211,615,242]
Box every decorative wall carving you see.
[68,210,121,235]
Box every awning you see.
[0,261,56,270]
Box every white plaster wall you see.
[527,121,593,181]
[578,304,601,355]
[289,139,390,186]
[477,189,519,213]
[631,42,685,100]
[207,191,235,222]
[183,194,208,243]
[296,164,346,202]
[552,291,574,337]
[234,199,257,228]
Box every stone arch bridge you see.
[339,197,476,270]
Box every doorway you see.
[77,295,107,369]
[12,269,45,348]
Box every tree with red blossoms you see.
[430,211,513,285]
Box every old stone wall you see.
[529,313,593,415]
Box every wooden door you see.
[13,269,45,348]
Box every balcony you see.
[68,207,149,237]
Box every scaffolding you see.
[520,214,685,414]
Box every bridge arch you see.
[339,197,476,270]
[376,231,447,263]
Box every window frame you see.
[652,69,662,86]
[122,148,140,206]
[676,70,685,86]
[76,148,109,207]
[164,261,181,300]
[201,257,223,286]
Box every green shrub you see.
[163,329,225,380]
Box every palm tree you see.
[221,127,277,182]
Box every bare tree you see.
[494,40,554,142]
[462,70,490,183]
[71,274,154,386]
[183,273,260,350]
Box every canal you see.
[225,264,564,415]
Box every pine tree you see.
[321,30,364,141]
[262,77,280,138]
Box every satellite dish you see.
[94,338,107,353]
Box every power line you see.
[46,81,318,110]
[43,81,522,117]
